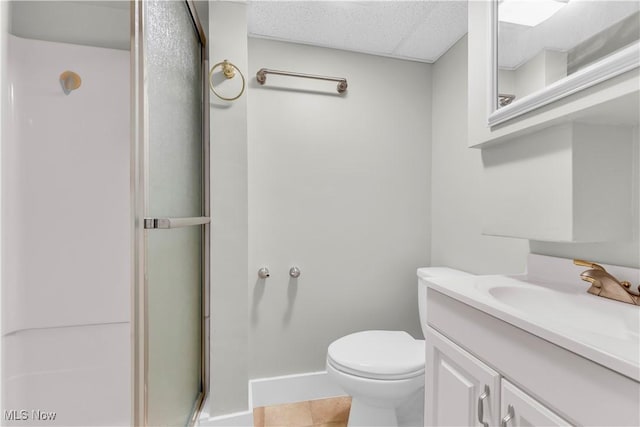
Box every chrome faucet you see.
[574,259,640,306]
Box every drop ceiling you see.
[247,1,469,63]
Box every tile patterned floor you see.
[253,396,351,427]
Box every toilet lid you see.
[327,331,425,380]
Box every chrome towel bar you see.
[256,68,348,93]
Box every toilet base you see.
[347,398,397,427]
[347,388,424,427]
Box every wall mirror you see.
[489,0,640,126]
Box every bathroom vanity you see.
[423,255,640,426]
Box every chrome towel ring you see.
[209,59,245,101]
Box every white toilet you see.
[326,267,472,427]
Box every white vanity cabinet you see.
[425,328,569,427]
[424,287,640,427]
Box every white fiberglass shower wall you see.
[2,1,209,424]
[2,34,130,425]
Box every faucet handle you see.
[575,259,635,289]
[574,259,640,305]
[573,259,606,271]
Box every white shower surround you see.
[2,35,130,426]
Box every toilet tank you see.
[417,267,473,337]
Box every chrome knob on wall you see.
[289,266,301,278]
[258,267,270,279]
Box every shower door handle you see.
[144,216,210,229]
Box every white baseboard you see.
[250,370,346,408]
[198,410,253,427]
[199,371,346,426]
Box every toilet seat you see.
[327,330,425,380]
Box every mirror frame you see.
[488,0,640,127]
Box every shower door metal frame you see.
[131,1,209,425]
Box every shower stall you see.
[2,1,210,425]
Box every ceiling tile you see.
[248,1,469,63]
[394,1,467,62]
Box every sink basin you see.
[487,283,639,343]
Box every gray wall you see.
[247,37,432,379]
[208,1,249,417]
[431,35,529,274]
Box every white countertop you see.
[425,254,640,382]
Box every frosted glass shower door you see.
[132,1,209,426]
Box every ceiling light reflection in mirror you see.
[500,0,568,27]
[497,0,639,108]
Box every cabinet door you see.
[426,327,501,427]
[500,379,571,426]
